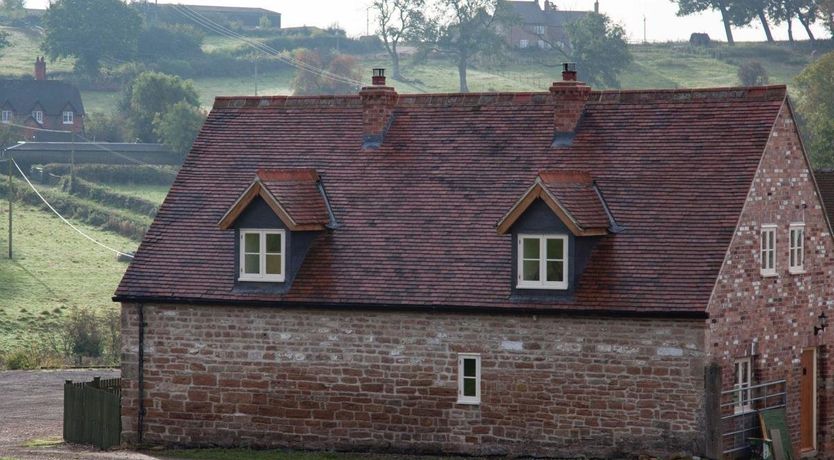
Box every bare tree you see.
[373,0,425,81]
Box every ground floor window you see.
[457,353,480,405]
[734,357,753,413]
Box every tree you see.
[821,0,834,35]
[768,0,819,42]
[736,0,775,41]
[373,0,425,81]
[421,0,510,93]
[563,13,631,88]
[258,14,272,29]
[795,51,834,167]
[153,101,206,156]
[737,61,768,86]
[673,0,751,45]
[289,49,361,96]
[122,71,200,142]
[41,0,141,76]
[85,112,128,142]
[0,0,26,21]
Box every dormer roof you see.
[496,171,613,236]
[218,169,334,231]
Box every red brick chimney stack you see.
[34,56,46,80]
[359,68,398,149]
[550,62,591,137]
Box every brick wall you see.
[707,103,834,455]
[121,304,707,457]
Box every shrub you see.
[738,61,769,87]
[64,308,104,365]
[41,164,177,185]
[4,349,36,370]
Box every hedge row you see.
[59,176,159,217]
[41,164,177,186]
[0,178,150,241]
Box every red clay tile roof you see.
[497,170,611,236]
[115,85,788,314]
[815,169,834,227]
[218,168,330,231]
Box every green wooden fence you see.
[63,377,121,450]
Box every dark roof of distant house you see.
[177,4,279,16]
[506,0,589,26]
[814,169,834,226]
[115,84,788,315]
[0,80,84,115]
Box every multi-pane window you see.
[239,229,285,282]
[760,225,776,276]
[517,234,568,289]
[534,25,546,35]
[734,358,753,414]
[457,353,481,405]
[32,110,43,124]
[62,111,74,124]
[519,39,529,49]
[790,223,805,273]
[1,110,11,123]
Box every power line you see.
[172,4,364,87]
[12,159,135,259]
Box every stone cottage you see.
[115,66,834,457]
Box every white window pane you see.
[546,260,564,282]
[244,254,260,274]
[266,233,282,253]
[522,260,540,281]
[265,254,282,275]
[546,238,564,260]
[244,233,259,253]
[522,238,539,259]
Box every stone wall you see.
[708,103,834,455]
[121,304,707,457]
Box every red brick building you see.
[0,57,85,142]
[115,68,834,457]
[502,0,592,50]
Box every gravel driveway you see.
[0,368,160,460]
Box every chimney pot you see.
[372,68,386,86]
[34,56,46,81]
[562,62,577,81]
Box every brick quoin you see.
[121,306,706,457]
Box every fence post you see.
[93,377,101,388]
[705,362,722,459]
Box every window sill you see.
[760,271,777,278]
[456,399,481,406]
[733,407,754,415]
[516,283,568,290]
[789,268,806,275]
[238,276,285,283]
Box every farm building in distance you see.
[0,58,85,142]
[115,67,834,457]
[144,3,281,30]
[502,0,593,50]
[3,142,177,168]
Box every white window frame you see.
[32,110,43,124]
[760,224,776,276]
[62,111,74,124]
[534,25,546,35]
[238,229,286,282]
[519,39,529,49]
[733,357,753,414]
[457,353,481,405]
[1,110,11,123]
[517,234,569,290]
[789,223,805,274]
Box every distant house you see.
[151,4,281,30]
[0,57,85,142]
[115,68,834,457]
[503,0,593,50]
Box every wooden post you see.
[704,362,723,458]
[69,132,75,193]
[93,376,101,388]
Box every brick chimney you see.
[550,63,591,145]
[359,68,397,149]
[34,56,46,80]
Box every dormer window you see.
[32,110,43,124]
[517,234,568,289]
[239,229,285,282]
[63,111,74,124]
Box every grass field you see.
[0,202,138,351]
[0,26,74,77]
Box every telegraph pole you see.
[7,151,12,260]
